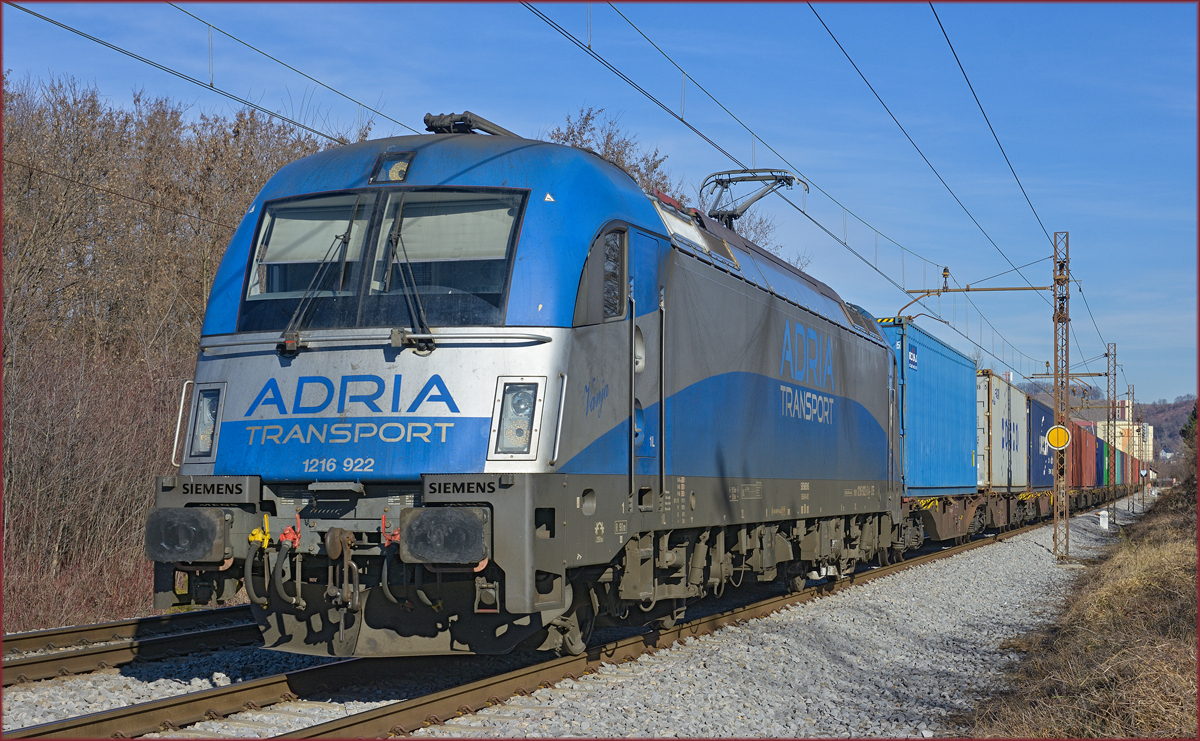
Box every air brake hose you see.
[413,563,434,608]
[380,544,400,604]
[292,549,306,610]
[336,529,360,611]
[273,540,297,606]
[244,550,270,606]
[246,514,272,606]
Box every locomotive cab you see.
[146,123,675,656]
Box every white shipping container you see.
[976,370,1029,491]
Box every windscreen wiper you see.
[280,195,363,352]
[382,195,435,352]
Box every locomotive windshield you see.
[359,190,522,327]
[236,188,525,332]
[241,192,375,331]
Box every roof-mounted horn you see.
[699,169,808,231]
[423,111,517,137]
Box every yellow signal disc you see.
[1046,425,1071,450]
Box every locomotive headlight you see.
[189,389,221,458]
[495,383,538,455]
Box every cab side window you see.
[574,229,627,326]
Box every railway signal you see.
[1046,425,1071,450]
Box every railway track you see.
[6,518,1062,740]
[280,521,1046,739]
[3,605,259,686]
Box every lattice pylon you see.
[1107,344,1117,522]
[1052,232,1071,559]
[1127,384,1135,512]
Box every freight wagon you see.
[976,370,1027,494]
[1028,396,1054,491]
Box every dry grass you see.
[970,487,1198,738]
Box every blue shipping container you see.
[877,316,977,496]
[1096,436,1108,486]
[1028,397,1054,490]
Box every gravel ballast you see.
[2,634,547,733]
[3,497,1150,737]
[414,498,1150,739]
[0,647,337,731]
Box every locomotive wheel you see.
[876,548,891,567]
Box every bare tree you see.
[546,106,688,205]
[969,346,984,368]
[1,73,330,630]
[548,106,813,271]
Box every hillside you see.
[1019,382,1193,464]
[1140,395,1196,460]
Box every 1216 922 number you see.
[303,458,374,473]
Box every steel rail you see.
[4,505,1100,738]
[1,657,396,739]
[3,622,262,686]
[280,517,1060,738]
[3,605,253,656]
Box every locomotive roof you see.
[201,133,867,338]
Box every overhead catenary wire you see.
[526,6,1046,387]
[1074,280,1125,384]
[780,185,1049,393]
[806,3,1049,306]
[529,2,1044,386]
[967,256,1051,287]
[5,2,346,144]
[167,3,421,135]
[590,3,1049,386]
[522,3,747,168]
[929,3,1053,246]
[927,3,1105,377]
[4,157,237,230]
[606,1,943,273]
[579,3,1063,394]
[604,1,1048,361]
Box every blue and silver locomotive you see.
[146,112,907,657]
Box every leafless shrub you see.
[2,73,329,631]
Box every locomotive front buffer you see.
[146,473,589,657]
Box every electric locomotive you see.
[145,112,907,657]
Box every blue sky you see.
[4,2,1195,401]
